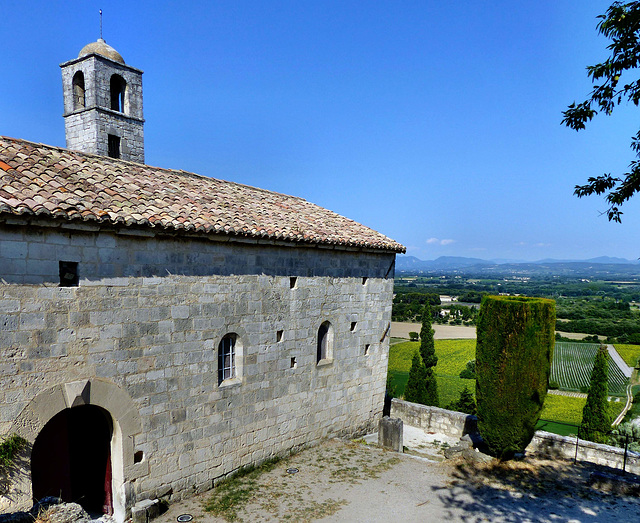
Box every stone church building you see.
[0,39,404,520]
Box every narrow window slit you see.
[290,277,297,289]
[108,134,120,159]
[277,330,283,342]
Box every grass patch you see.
[437,375,476,408]
[204,457,282,520]
[541,395,586,425]
[388,340,419,373]
[614,344,640,367]
[540,394,626,436]
[535,419,580,436]
[434,339,476,376]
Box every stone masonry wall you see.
[0,221,395,507]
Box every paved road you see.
[607,344,633,378]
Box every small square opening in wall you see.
[277,330,283,342]
[59,261,79,287]
[133,451,144,463]
[290,277,297,289]
[364,344,370,355]
[290,357,297,369]
[350,321,357,332]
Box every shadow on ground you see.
[434,457,636,522]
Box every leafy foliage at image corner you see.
[476,296,555,459]
[562,1,640,221]
[578,345,613,443]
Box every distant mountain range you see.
[396,255,640,277]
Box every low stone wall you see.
[529,431,640,475]
[390,398,477,438]
[391,398,640,474]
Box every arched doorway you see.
[31,405,113,515]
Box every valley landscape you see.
[389,255,640,439]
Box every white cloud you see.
[427,238,456,246]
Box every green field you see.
[614,344,640,367]
[388,339,627,435]
[387,339,475,408]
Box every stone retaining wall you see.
[391,398,640,474]
[529,431,640,475]
[390,398,477,438]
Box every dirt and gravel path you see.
[156,437,640,523]
[607,344,633,378]
[391,322,476,340]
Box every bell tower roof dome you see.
[78,38,125,64]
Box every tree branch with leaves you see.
[563,1,640,221]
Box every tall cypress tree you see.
[476,296,555,459]
[404,350,429,405]
[419,306,439,406]
[579,345,612,444]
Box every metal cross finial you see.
[100,9,103,40]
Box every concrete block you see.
[378,416,403,452]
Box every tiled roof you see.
[0,136,405,253]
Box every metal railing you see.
[535,419,640,475]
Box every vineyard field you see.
[550,343,628,396]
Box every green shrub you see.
[0,433,27,470]
[445,386,477,415]
[476,295,556,459]
[459,360,476,379]
[578,345,613,443]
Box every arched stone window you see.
[218,333,240,385]
[110,74,126,112]
[317,321,334,363]
[72,71,85,110]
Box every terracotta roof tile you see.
[0,136,405,253]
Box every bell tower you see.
[60,39,144,163]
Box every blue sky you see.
[2,1,639,261]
